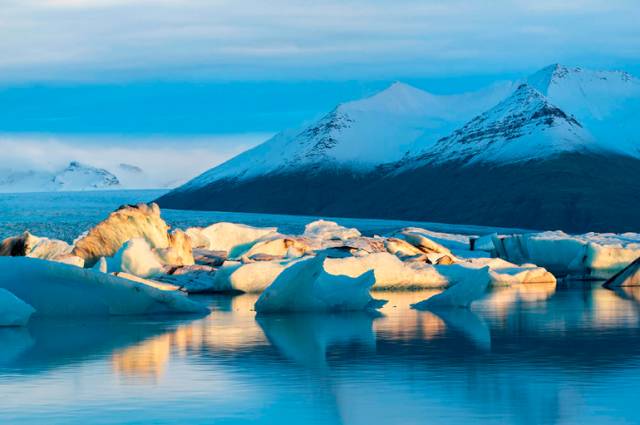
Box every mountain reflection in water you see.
[2,283,640,424]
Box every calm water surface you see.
[2,286,640,424]
[1,191,637,424]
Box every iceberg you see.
[190,222,278,257]
[109,238,166,278]
[324,252,448,289]
[254,256,385,313]
[603,257,640,288]
[0,289,35,327]
[0,257,209,317]
[156,265,217,293]
[303,220,361,241]
[72,203,171,267]
[241,236,313,261]
[493,231,640,278]
[1,231,84,267]
[210,259,299,293]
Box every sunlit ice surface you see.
[2,284,640,424]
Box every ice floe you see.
[187,222,278,257]
[0,257,208,316]
[493,231,640,278]
[303,220,361,241]
[255,256,385,313]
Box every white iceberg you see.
[109,238,166,278]
[241,236,313,260]
[0,257,208,317]
[254,256,385,313]
[0,289,35,327]
[412,267,490,309]
[303,220,361,241]
[192,222,278,257]
[493,231,640,278]
[1,231,84,267]
[72,203,171,267]
[324,252,448,289]
[211,259,301,293]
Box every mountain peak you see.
[418,82,591,164]
[527,64,637,96]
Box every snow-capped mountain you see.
[527,64,640,156]
[0,161,121,193]
[157,64,640,232]
[179,80,515,190]
[408,84,596,165]
[51,161,120,190]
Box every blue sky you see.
[1,0,639,180]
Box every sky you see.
[1,0,639,184]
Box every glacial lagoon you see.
[2,191,640,424]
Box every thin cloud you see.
[0,0,638,82]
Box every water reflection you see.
[257,312,377,368]
[3,286,640,424]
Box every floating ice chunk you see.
[494,231,640,277]
[242,236,312,260]
[93,257,108,273]
[397,227,469,251]
[211,259,300,293]
[72,203,171,267]
[603,258,640,288]
[156,265,217,293]
[449,258,557,286]
[155,229,195,267]
[184,227,211,249]
[0,289,35,327]
[255,256,384,313]
[303,220,361,241]
[27,236,73,260]
[396,229,454,255]
[196,222,278,257]
[0,257,208,316]
[192,248,227,267]
[412,267,490,309]
[472,233,497,252]
[384,237,425,258]
[324,252,448,289]
[1,232,83,266]
[109,238,165,278]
